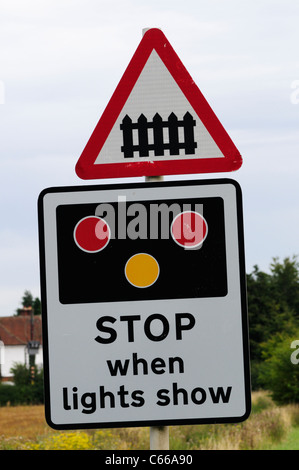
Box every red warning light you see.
[74,216,110,253]
[171,211,208,249]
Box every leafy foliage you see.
[247,256,299,362]
[0,364,44,406]
[247,256,299,403]
[257,330,299,404]
[15,290,41,316]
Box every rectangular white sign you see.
[38,179,250,429]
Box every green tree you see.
[16,290,41,315]
[21,290,34,308]
[10,363,32,386]
[270,256,299,314]
[248,257,299,357]
[32,297,41,316]
[247,256,299,389]
[0,363,45,405]
[258,329,299,404]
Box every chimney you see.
[19,306,33,316]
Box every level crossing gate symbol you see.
[120,112,197,158]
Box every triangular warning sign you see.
[75,28,242,180]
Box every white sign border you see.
[38,178,251,430]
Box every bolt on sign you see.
[38,179,251,429]
[75,28,242,180]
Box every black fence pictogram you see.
[120,112,197,158]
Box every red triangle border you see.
[75,28,242,180]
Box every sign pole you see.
[145,172,169,450]
[150,425,169,450]
[146,178,169,449]
[143,26,169,450]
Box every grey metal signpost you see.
[146,172,169,450]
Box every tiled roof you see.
[0,315,42,345]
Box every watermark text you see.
[290,340,299,364]
[290,80,299,104]
[0,81,5,104]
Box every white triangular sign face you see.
[76,29,242,179]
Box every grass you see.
[1,392,299,450]
[271,427,299,450]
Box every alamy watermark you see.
[73,196,208,253]
[290,80,299,104]
[0,81,5,104]
[95,197,204,241]
[290,340,299,365]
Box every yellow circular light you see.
[125,253,160,288]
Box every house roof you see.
[0,315,42,345]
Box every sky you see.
[0,0,298,316]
